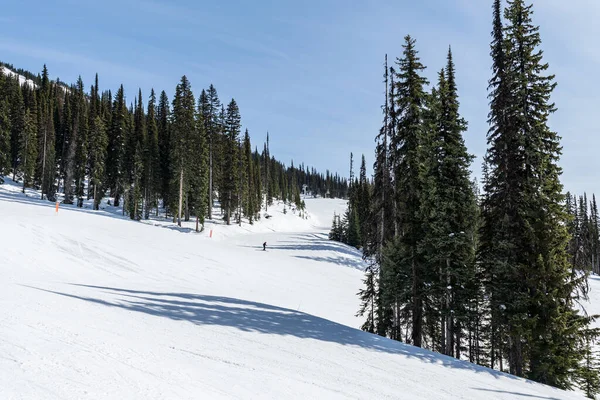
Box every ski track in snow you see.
[0,177,591,399]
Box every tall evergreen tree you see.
[157,90,170,213]
[106,85,127,206]
[10,81,25,180]
[145,89,160,218]
[242,129,255,223]
[384,35,429,348]
[0,70,12,180]
[72,77,88,207]
[189,94,209,231]
[221,99,241,225]
[421,48,478,358]
[481,0,593,386]
[205,85,222,219]
[89,116,108,210]
[170,76,196,226]
[20,104,38,191]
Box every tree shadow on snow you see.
[27,284,527,383]
[252,234,363,258]
[471,388,562,400]
[293,255,366,271]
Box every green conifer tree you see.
[89,116,108,210]
[221,99,241,225]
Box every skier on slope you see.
[263,242,267,251]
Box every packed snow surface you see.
[0,178,590,399]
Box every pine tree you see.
[205,85,222,219]
[10,80,24,180]
[0,70,12,180]
[157,90,171,214]
[37,65,56,200]
[189,95,208,231]
[20,106,38,191]
[576,335,600,399]
[242,129,255,223]
[72,77,88,207]
[106,85,127,207]
[384,35,429,348]
[221,99,241,225]
[420,48,477,359]
[89,116,108,210]
[357,155,370,248]
[145,89,160,218]
[170,76,196,226]
[126,89,145,220]
[482,0,593,386]
[356,265,377,333]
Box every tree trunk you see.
[412,254,422,348]
[184,193,190,222]
[509,332,523,377]
[445,260,452,356]
[41,127,47,200]
[178,168,183,227]
[209,138,213,220]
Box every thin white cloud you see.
[0,39,161,83]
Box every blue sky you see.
[1,0,597,195]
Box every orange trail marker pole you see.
[55,201,59,213]
[210,229,213,238]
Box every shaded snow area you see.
[0,179,588,399]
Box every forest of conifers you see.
[330,1,600,397]
[0,63,348,229]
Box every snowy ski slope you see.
[0,179,590,399]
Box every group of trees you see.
[0,68,348,230]
[329,153,370,248]
[333,0,600,396]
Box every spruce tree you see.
[421,48,477,358]
[73,77,88,207]
[205,85,222,219]
[189,96,209,231]
[221,99,241,225]
[10,81,25,180]
[145,89,160,218]
[482,0,594,386]
[384,35,429,348]
[89,116,108,210]
[0,70,11,180]
[20,106,38,191]
[157,90,171,214]
[356,265,377,333]
[37,65,56,200]
[106,85,127,207]
[242,129,255,223]
[170,76,196,226]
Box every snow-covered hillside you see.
[0,180,589,399]
[1,66,36,88]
